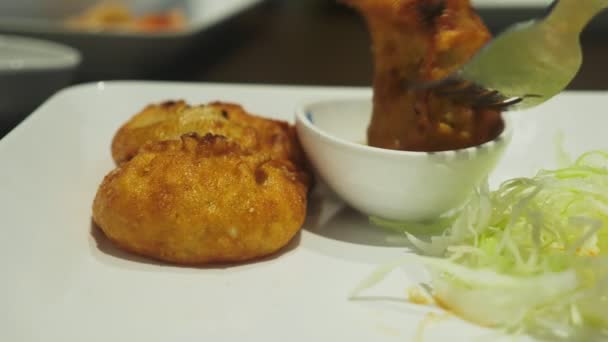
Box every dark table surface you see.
[1,0,607,138]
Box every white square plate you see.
[1,81,606,341]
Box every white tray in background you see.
[0,1,264,79]
[473,0,552,9]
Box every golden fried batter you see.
[343,0,503,151]
[111,100,305,168]
[206,102,306,168]
[93,134,309,265]
[65,2,186,32]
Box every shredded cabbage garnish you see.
[356,151,608,341]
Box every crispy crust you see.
[94,134,309,265]
[111,100,306,168]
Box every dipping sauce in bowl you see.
[295,98,511,222]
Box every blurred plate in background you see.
[472,0,608,33]
[0,34,80,135]
[0,0,264,81]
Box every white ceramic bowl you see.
[0,35,80,130]
[295,98,512,222]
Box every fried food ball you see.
[111,100,305,168]
[93,133,309,265]
[342,0,503,151]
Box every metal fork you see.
[413,0,608,111]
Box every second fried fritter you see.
[111,100,305,167]
[94,133,309,265]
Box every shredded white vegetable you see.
[357,151,608,341]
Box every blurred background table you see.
[1,0,607,138]
[165,0,608,88]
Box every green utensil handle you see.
[546,0,608,34]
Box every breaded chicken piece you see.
[111,100,305,168]
[343,0,503,151]
[93,133,309,265]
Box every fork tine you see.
[404,76,522,110]
[473,90,504,106]
[476,89,500,99]
[431,76,524,110]
[476,97,523,110]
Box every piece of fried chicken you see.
[93,133,309,265]
[343,0,503,151]
[111,100,305,168]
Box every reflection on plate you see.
[0,81,606,341]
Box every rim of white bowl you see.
[0,34,81,73]
[295,97,513,158]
